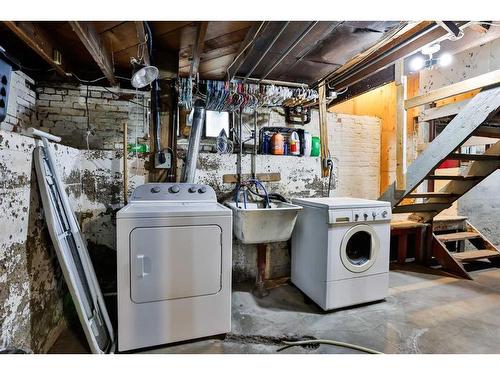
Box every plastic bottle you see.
[311,136,320,157]
[289,131,300,156]
[270,132,284,155]
[261,133,270,154]
[303,132,312,156]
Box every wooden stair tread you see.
[436,231,481,242]
[446,153,500,161]
[393,203,450,214]
[426,175,482,181]
[453,249,500,262]
[407,192,459,199]
[433,215,468,222]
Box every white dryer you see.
[116,183,232,352]
[291,197,391,310]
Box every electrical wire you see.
[68,72,149,108]
[327,159,334,197]
[278,339,382,354]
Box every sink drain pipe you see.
[182,99,206,183]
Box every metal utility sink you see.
[225,201,302,244]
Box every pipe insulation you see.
[182,99,206,183]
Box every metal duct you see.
[182,99,206,183]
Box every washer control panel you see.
[130,183,217,201]
[328,206,391,224]
[353,207,391,222]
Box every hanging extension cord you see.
[278,339,382,354]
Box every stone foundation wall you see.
[0,130,145,352]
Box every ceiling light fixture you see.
[439,53,453,67]
[408,43,454,72]
[130,57,159,89]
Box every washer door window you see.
[340,224,380,273]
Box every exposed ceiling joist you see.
[69,21,117,86]
[189,21,209,77]
[323,22,445,90]
[3,21,70,77]
[135,21,150,66]
[226,22,267,81]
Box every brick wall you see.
[328,113,381,199]
[35,83,150,150]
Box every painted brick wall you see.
[35,83,150,150]
[328,113,381,199]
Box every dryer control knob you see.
[382,210,388,218]
[354,214,359,221]
[169,185,180,193]
[198,186,207,194]
[151,186,161,193]
[363,213,368,220]
[188,186,198,193]
[372,211,377,219]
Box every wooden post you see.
[395,59,407,192]
[123,122,129,205]
[318,82,330,177]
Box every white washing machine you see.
[291,197,391,310]
[116,183,232,352]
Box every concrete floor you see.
[49,264,500,354]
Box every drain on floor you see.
[224,334,319,351]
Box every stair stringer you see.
[380,86,500,207]
[410,140,500,222]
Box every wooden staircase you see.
[432,221,500,280]
[380,86,500,278]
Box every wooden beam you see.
[395,59,407,191]
[318,82,330,178]
[189,21,209,77]
[223,173,281,184]
[134,21,150,66]
[405,69,500,110]
[69,21,116,86]
[418,99,471,122]
[3,21,69,76]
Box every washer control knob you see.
[354,214,359,221]
[382,210,388,218]
[372,211,377,219]
[198,186,207,194]
[363,213,368,220]
[151,186,161,193]
[188,186,198,193]
[169,185,180,193]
